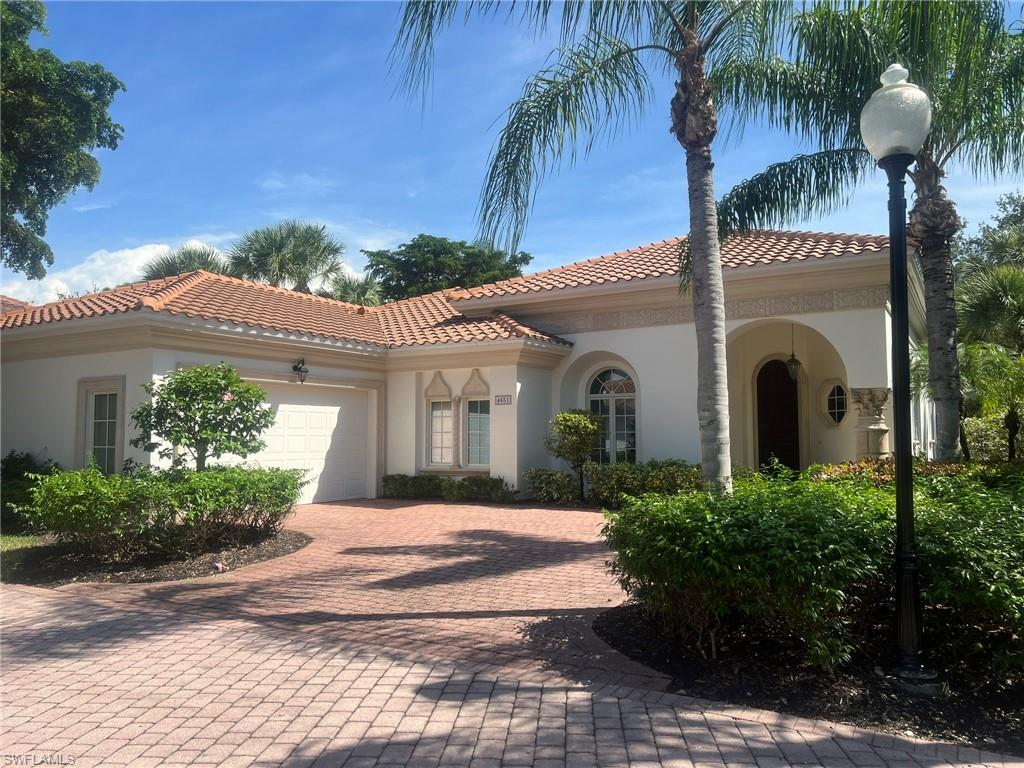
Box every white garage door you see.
[250,383,370,504]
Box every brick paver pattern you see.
[1,501,1017,768]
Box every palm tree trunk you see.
[908,156,962,462]
[673,38,732,493]
[1006,407,1019,463]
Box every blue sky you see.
[2,1,1021,303]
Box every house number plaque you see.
[494,395,513,406]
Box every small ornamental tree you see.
[544,410,600,503]
[130,363,275,470]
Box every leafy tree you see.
[1,0,125,279]
[958,265,1024,354]
[319,272,382,307]
[142,244,229,281]
[543,410,601,503]
[364,234,530,301]
[716,0,1024,463]
[395,2,785,491]
[955,191,1024,276]
[229,221,344,293]
[130,363,275,471]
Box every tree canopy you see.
[1,0,125,279]
[956,191,1024,276]
[364,234,531,301]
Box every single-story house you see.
[0,229,935,503]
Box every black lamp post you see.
[860,64,940,692]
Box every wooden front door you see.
[757,359,800,470]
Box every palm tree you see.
[395,1,785,492]
[716,0,1024,462]
[319,272,382,307]
[966,344,1024,462]
[142,244,229,281]
[229,220,344,293]
[958,264,1024,354]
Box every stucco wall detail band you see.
[521,286,890,335]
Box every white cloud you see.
[72,201,115,213]
[0,238,225,305]
[259,172,339,196]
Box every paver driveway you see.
[1,501,1016,768]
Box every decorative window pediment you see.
[461,368,489,398]
[425,371,452,400]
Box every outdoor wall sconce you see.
[786,324,802,382]
[292,359,310,383]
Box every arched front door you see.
[756,359,800,469]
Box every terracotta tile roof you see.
[0,271,568,348]
[448,230,889,301]
[372,292,569,347]
[0,294,31,313]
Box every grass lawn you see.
[1,532,44,581]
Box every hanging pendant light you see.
[786,324,802,381]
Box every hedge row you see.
[525,459,704,507]
[603,468,1024,672]
[381,473,515,503]
[24,465,303,561]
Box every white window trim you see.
[75,376,126,471]
[587,368,638,465]
[427,398,455,467]
[817,378,849,428]
[463,397,491,468]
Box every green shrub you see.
[603,475,893,670]
[1,450,58,531]
[381,473,514,502]
[524,468,578,505]
[584,459,703,508]
[646,459,704,495]
[25,465,302,561]
[441,474,515,503]
[915,473,1024,669]
[26,466,175,560]
[583,461,648,508]
[170,466,302,548]
[964,416,1010,464]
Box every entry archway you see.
[755,358,800,469]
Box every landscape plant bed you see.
[1,528,310,588]
[593,603,1023,757]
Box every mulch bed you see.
[593,603,1023,756]
[2,528,311,588]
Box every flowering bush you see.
[130,363,275,470]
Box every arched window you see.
[588,368,636,464]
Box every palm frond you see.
[142,244,228,281]
[319,272,382,307]
[958,264,1024,353]
[717,148,873,237]
[478,32,653,250]
[229,221,345,292]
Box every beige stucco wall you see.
[385,364,521,488]
[0,348,155,469]
[550,324,702,465]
